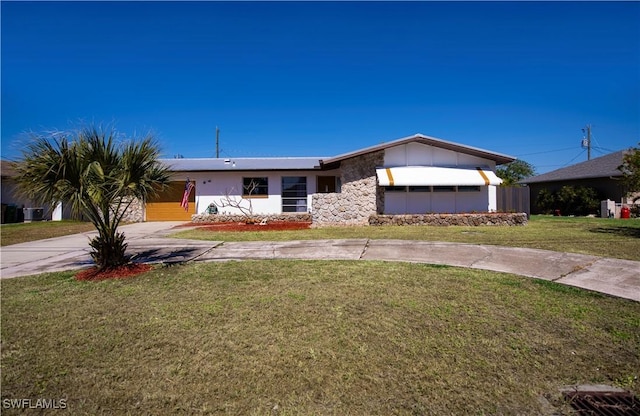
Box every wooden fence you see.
[496,186,530,216]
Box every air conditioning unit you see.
[23,207,44,222]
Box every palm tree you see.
[14,125,171,270]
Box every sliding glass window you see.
[282,177,307,212]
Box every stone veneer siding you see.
[312,150,384,225]
[113,198,145,223]
[369,213,528,226]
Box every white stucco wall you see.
[382,142,499,214]
[184,170,340,215]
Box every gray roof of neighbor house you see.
[1,160,17,177]
[159,157,325,172]
[520,150,629,184]
[320,133,516,167]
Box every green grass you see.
[172,215,640,261]
[3,216,639,260]
[0,220,95,246]
[2,260,639,415]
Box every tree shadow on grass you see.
[589,226,640,238]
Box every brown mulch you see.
[75,263,153,281]
[194,221,312,232]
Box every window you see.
[433,186,456,193]
[458,186,481,192]
[385,186,406,192]
[282,176,307,212]
[409,186,431,192]
[317,176,337,193]
[243,177,268,197]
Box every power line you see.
[592,145,617,153]
[562,149,586,167]
[515,146,576,157]
[591,147,609,157]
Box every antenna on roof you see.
[215,126,220,158]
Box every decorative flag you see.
[180,178,195,211]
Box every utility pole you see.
[215,126,220,159]
[581,124,592,161]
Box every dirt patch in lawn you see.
[75,263,153,281]
[192,221,312,232]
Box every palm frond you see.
[14,125,171,269]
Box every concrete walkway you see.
[1,222,638,302]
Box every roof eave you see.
[521,173,623,184]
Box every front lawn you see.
[172,215,640,261]
[2,260,638,415]
[0,221,95,246]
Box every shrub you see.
[536,186,601,216]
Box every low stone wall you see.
[191,213,312,223]
[369,213,528,226]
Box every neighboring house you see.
[1,159,69,222]
[2,160,27,223]
[520,150,638,215]
[1,160,18,206]
[153,133,515,224]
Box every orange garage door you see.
[146,181,196,221]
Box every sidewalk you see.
[1,222,639,302]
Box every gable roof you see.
[320,133,516,168]
[159,133,515,173]
[520,150,628,184]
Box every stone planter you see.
[191,213,312,224]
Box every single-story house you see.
[520,149,638,216]
[149,133,515,224]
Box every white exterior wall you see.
[488,185,498,212]
[384,142,496,169]
[385,189,491,214]
[383,143,499,214]
[184,171,324,215]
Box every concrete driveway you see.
[1,222,638,302]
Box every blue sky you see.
[2,1,638,174]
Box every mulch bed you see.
[75,263,153,281]
[191,221,312,232]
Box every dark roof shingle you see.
[520,150,629,184]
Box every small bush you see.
[536,186,602,216]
